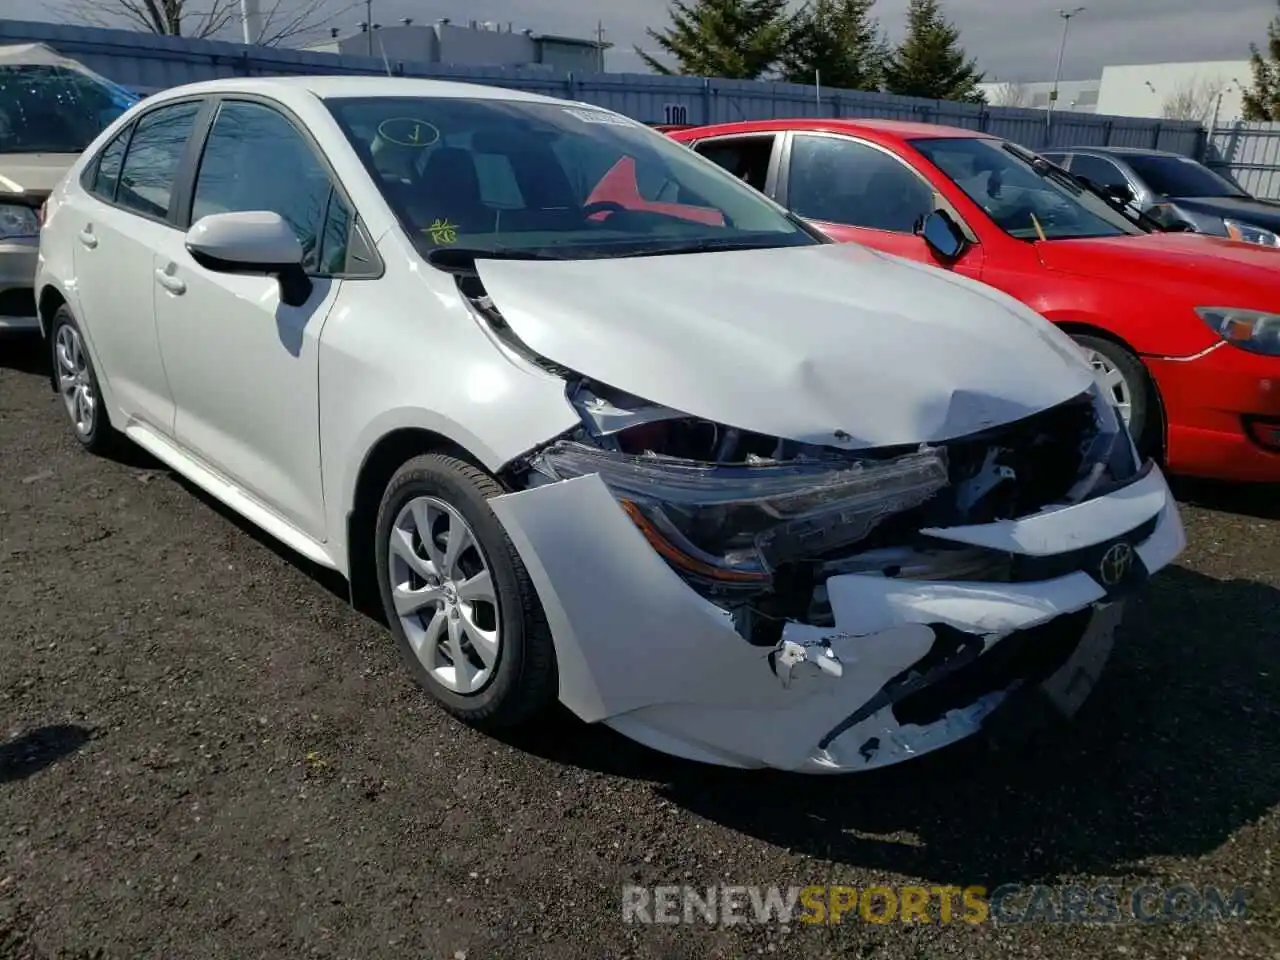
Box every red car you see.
[664,120,1280,484]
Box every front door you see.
[779,133,984,280]
[152,98,353,541]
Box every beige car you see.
[0,42,138,331]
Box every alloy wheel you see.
[1083,347,1133,426]
[55,324,96,438]
[387,496,501,695]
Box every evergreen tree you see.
[780,0,889,91]
[638,0,792,80]
[883,0,986,103]
[1243,1,1280,120]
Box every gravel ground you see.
[1,331,1277,959]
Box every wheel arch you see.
[1055,319,1168,461]
[36,283,69,391]
[344,426,495,618]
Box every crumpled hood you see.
[0,154,77,194]
[1036,231,1280,307]
[476,243,1095,449]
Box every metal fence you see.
[1204,121,1280,199]
[0,17,1205,158]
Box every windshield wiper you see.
[615,237,799,258]
[1007,145,1167,232]
[425,246,565,273]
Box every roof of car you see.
[672,118,989,140]
[1058,145,1184,158]
[147,74,572,106]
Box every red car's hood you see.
[1036,232,1280,304]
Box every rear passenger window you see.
[694,137,775,192]
[89,127,130,202]
[116,101,200,220]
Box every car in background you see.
[36,76,1185,773]
[669,119,1280,484]
[1042,146,1280,247]
[0,42,138,331]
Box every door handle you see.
[78,227,97,249]
[154,268,186,295]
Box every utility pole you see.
[239,0,263,44]
[366,0,374,56]
[595,20,606,72]
[1047,6,1085,136]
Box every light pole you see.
[1047,6,1086,136]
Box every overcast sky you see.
[12,0,1277,81]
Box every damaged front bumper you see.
[489,462,1185,773]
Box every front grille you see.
[0,288,35,317]
[892,608,1093,727]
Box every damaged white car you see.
[36,77,1186,772]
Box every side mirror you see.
[916,209,968,263]
[185,211,313,308]
[1106,183,1135,205]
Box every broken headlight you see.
[530,439,949,592]
[1066,380,1140,501]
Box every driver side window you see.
[191,99,349,276]
[1069,155,1129,192]
[787,135,935,234]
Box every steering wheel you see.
[582,200,629,220]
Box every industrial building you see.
[303,17,610,74]
[981,59,1252,125]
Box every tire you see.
[49,305,120,455]
[1071,334,1159,457]
[373,453,557,729]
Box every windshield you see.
[325,96,818,260]
[1123,153,1246,199]
[911,136,1144,241]
[0,64,138,154]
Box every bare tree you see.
[58,0,356,46]
[989,80,1031,108]
[1161,77,1228,123]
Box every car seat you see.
[413,147,498,237]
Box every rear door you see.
[69,98,207,435]
[775,132,984,279]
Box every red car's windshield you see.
[912,137,1144,242]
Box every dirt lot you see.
[1,332,1278,959]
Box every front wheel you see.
[373,453,558,729]
[1071,334,1158,457]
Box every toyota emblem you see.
[1098,541,1134,587]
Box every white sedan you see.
[35,76,1186,772]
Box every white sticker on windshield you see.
[563,107,633,126]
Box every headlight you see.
[0,203,38,240]
[1195,306,1280,356]
[530,440,949,592]
[1223,218,1280,247]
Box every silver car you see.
[0,42,137,331]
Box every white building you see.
[978,78,1100,113]
[1095,60,1251,125]
[984,60,1254,126]
[305,18,609,73]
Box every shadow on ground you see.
[1170,475,1280,521]
[501,565,1280,887]
[0,725,91,783]
[0,332,48,377]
